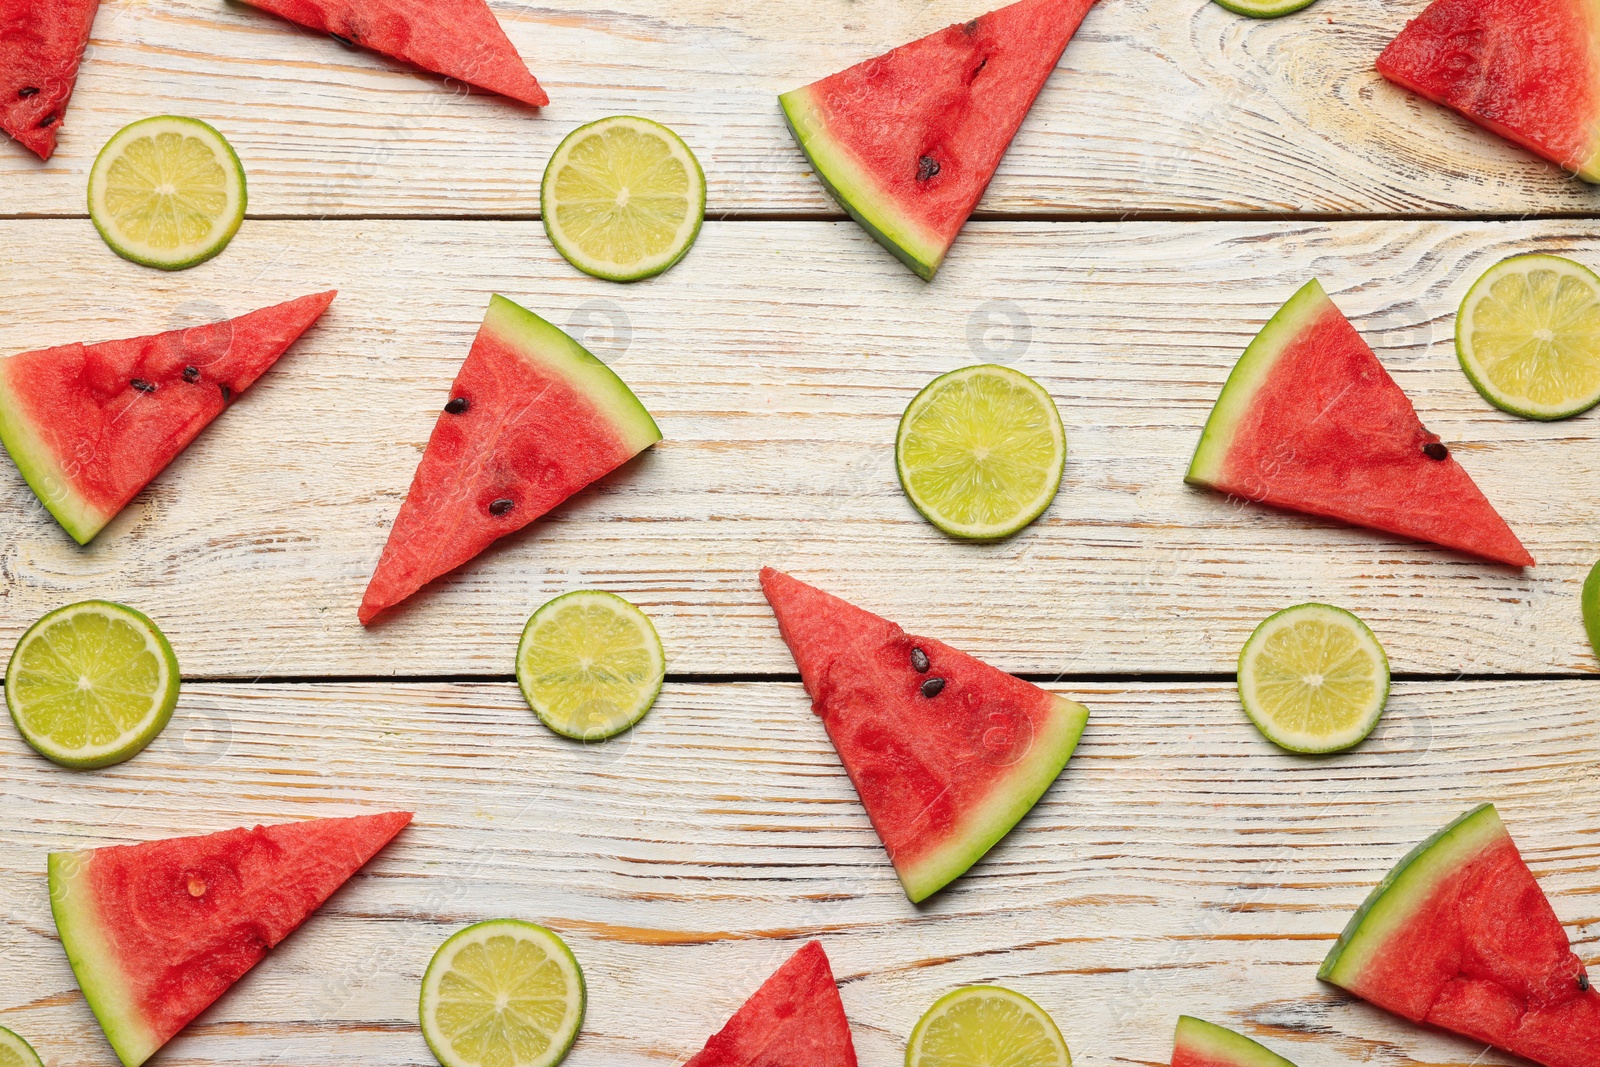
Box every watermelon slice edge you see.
[1172,1016,1297,1067]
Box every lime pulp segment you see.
[1237,603,1389,754]
[0,1027,43,1067]
[906,985,1071,1067]
[420,919,586,1067]
[516,591,665,741]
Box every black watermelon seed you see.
[445,396,470,414]
[920,677,946,698]
[1423,441,1449,460]
[18,87,39,99]
[910,647,930,673]
[129,378,156,393]
[219,384,232,403]
[489,498,514,516]
[38,113,56,128]
[330,32,356,47]
[182,365,200,383]
[1582,973,1591,992]
[963,17,979,32]
[916,155,940,182]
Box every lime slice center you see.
[553,124,691,263]
[517,592,664,740]
[1251,617,1380,734]
[910,987,1070,1067]
[12,610,165,748]
[1459,256,1600,417]
[104,131,231,251]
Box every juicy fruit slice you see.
[0,1026,44,1067]
[0,0,100,160]
[6,601,179,769]
[1583,557,1600,661]
[1456,254,1600,419]
[0,291,336,543]
[1171,1016,1296,1067]
[541,116,706,282]
[895,364,1065,540]
[238,0,547,107]
[516,590,665,740]
[88,117,247,271]
[1210,0,1317,15]
[419,919,585,1067]
[1320,805,1600,1067]
[760,568,1089,902]
[1236,603,1389,754]
[359,295,661,624]
[684,942,857,1067]
[1377,0,1600,180]
[50,812,411,1067]
[781,0,1097,280]
[1187,279,1534,567]
[906,986,1070,1067]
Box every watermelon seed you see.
[17,87,39,99]
[38,113,56,128]
[917,156,940,182]
[489,498,514,516]
[1423,442,1449,460]
[219,384,232,403]
[182,366,200,382]
[186,876,207,897]
[963,18,979,32]
[921,677,946,698]
[445,396,470,414]
[129,378,156,393]
[1581,973,1591,992]
[330,32,357,47]
[911,647,930,672]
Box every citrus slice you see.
[906,985,1071,1067]
[516,591,665,741]
[0,1027,43,1067]
[1582,558,1600,662]
[895,364,1066,540]
[88,116,247,271]
[541,116,705,282]
[1456,254,1600,420]
[1237,603,1390,754]
[420,919,586,1067]
[1211,0,1318,16]
[5,601,180,769]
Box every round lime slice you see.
[906,985,1071,1067]
[1211,0,1318,16]
[895,364,1066,540]
[541,115,705,282]
[1237,603,1390,754]
[1582,559,1600,662]
[6,601,180,769]
[88,116,246,271]
[1456,253,1600,420]
[516,591,665,741]
[420,919,586,1067]
[0,1027,44,1067]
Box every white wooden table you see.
[3,2,1597,1065]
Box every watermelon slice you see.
[359,295,661,624]
[0,291,335,545]
[1320,805,1599,1067]
[1377,0,1600,181]
[683,941,858,1067]
[0,0,101,160]
[759,568,1089,903]
[1171,1016,1296,1067]
[1185,279,1533,567]
[779,0,1097,280]
[238,0,548,108]
[48,811,411,1067]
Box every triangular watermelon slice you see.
[1320,805,1599,1067]
[238,0,547,108]
[48,811,412,1067]
[683,941,858,1067]
[780,0,1097,280]
[1171,1016,1297,1067]
[0,291,336,544]
[359,295,661,624]
[1185,279,1533,567]
[0,0,102,160]
[1377,0,1600,181]
[760,568,1089,903]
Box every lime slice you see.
[1456,254,1600,420]
[906,986,1071,1067]
[895,364,1066,540]
[0,1027,44,1067]
[5,601,180,769]
[420,919,585,1067]
[541,116,705,282]
[1582,558,1600,662]
[88,116,246,271]
[1211,0,1318,16]
[1237,603,1390,754]
[516,591,665,741]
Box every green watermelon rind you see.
[779,85,948,282]
[1174,1016,1298,1067]
[1185,279,1330,488]
[48,850,163,1067]
[0,366,112,544]
[483,295,662,455]
[1318,803,1505,987]
[898,694,1090,904]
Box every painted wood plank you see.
[1,679,1594,1066]
[6,0,1600,219]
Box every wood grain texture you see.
[7,0,1600,219]
[1,216,1597,678]
[1,679,1594,1066]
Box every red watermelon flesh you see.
[1320,805,1599,1067]
[238,0,547,107]
[359,295,660,624]
[1185,279,1533,567]
[1377,0,1600,181]
[0,291,336,544]
[760,568,1089,903]
[0,0,101,160]
[684,941,858,1067]
[48,811,412,1067]
[780,0,1097,279]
